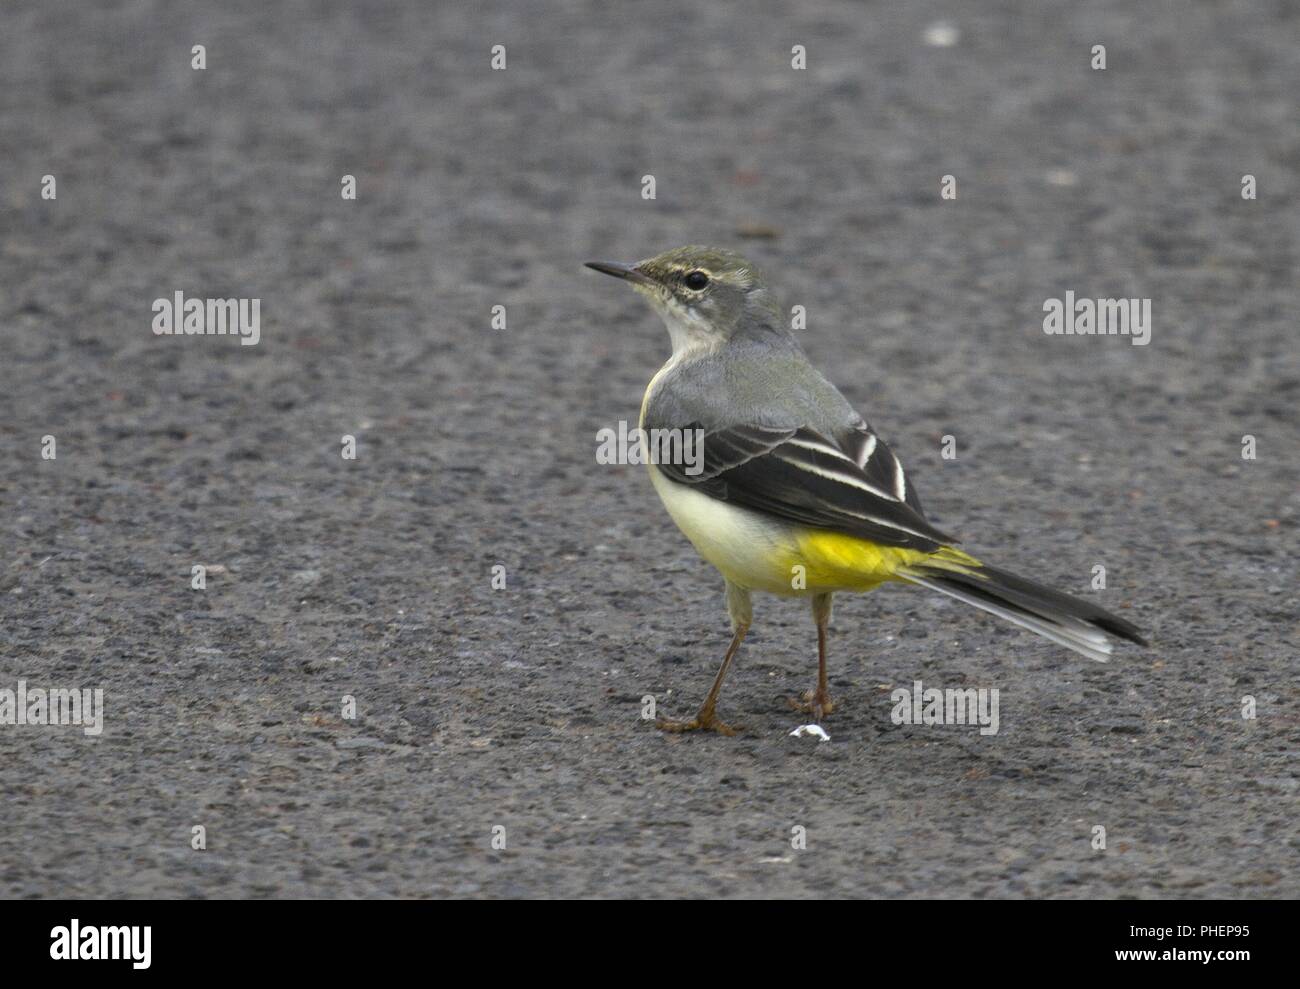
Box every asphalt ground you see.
[1,0,1297,898]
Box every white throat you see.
[650,293,718,362]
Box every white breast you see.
[646,465,797,594]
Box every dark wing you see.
[656,422,955,552]
[838,418,931,518]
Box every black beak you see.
[584,260,656,287]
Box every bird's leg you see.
[658,582,751,735]
[657,625,747,734]
[790,592,835,718]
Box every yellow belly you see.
[646,465,972,595]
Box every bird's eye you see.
[684,270,710,291]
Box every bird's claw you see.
[656,711,743,735]
[787,689,835,719]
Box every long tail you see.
[898,550,1147,663]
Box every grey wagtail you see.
[586,246,1146,735]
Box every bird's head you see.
[585,245,781,356]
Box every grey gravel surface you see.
[1,0,1297,898]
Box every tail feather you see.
[900,559,1147,663]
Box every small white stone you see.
[789,724,831,741]
[924,21,960,47]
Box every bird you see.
[585,246,1147,735]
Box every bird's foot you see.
[787,689,835,720]
[656,707,742,736]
